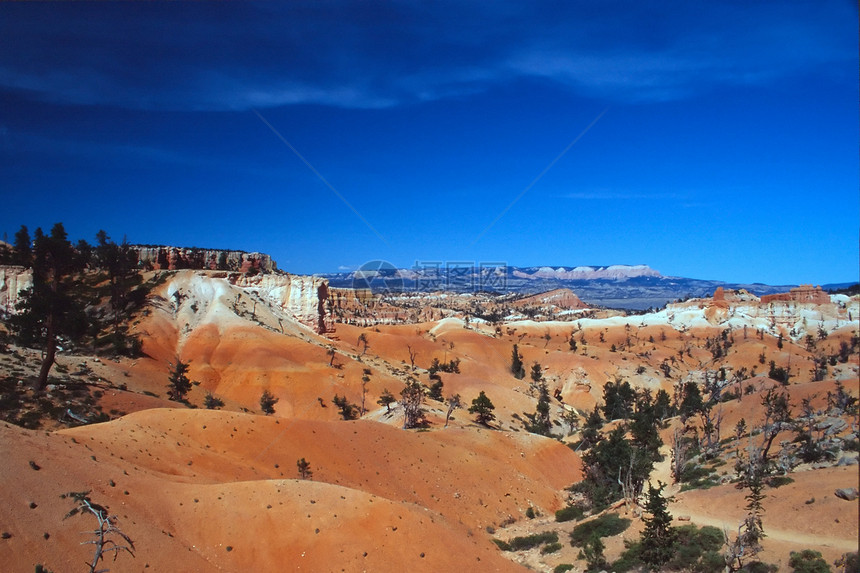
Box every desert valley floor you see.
[0,269,857,572]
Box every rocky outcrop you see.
[134,246,276,273]
[761,284,830,305]
[711,287,760,308]
[513,288,589,310]
[329,287,375,310]
[228,273,332,333]
[0,265,32,315]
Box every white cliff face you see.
[0,266,32,314]
[229,273,331,332]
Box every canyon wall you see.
[0,266,32,315]
[134,246,276,273]
[229,273,333,333]
[760,284,830,305]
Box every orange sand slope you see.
[1,407,581,572]
[672,466,858,565]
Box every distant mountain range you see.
[318,264,853,310]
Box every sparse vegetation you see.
[377,388,396,412]
[260,390,278,415]
[0,221,856,571]
[167,359,193,402]
[204,392,224,410]
[61,491,134,573]
[297,457,313,480]
[333,394,359,420]
[494,530,559,551]
[555,504,585,522]
[569,513,631,547]
[789,549,831,573]
[469,391,495,425]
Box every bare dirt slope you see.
[3,407,579,572]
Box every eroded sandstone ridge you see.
[760,284,831,305]
[228,272,333,333]
[133,246,276,273]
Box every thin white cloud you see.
[0,1,853,111]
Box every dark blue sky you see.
[1,1,856,284]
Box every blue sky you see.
[1,1,856,285]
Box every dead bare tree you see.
[357,333,369,356]
[360,368,371,415]
[670,427,689,484]
[444,393,461,427]
[699,405,723,458]
[400,378,426,429]
[617,450,643,516]
[62,491,134,573]
[759,388,792,464]
[406,345,417,371]
[725,439,767,571]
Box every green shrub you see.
[525,506,536,519]
[553,565,574,573]
[836,552,858,573]
[570,513,630,547]
[679,463,721,491]
[669,525,725,572]
[612,540,642,572]
[494,531,559,552]
[204,392,225,410]
[509,531,558,551]
[614,524,725,573]
[555,504,585,522]
[789,550,832,573]
[541,542,563,554]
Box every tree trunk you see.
[34,316,55,392]
[759,428,779,463]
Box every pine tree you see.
[640,481,678,571]
[525,380,552,435]
[260,390,279,415]
[653,389,673,421]
[630,398,662,460]
[167,360,193,401]
[377,388,396,412]
[579,408,603,450]
[469,391,496,425]
[510,344,525,379]
[562,407,579,435]
[333,394,358,420]
[10,223,87,391]
[12,225,31,267]
[296,458,313,480]
[581,534,607,572]
[530,362,543,385]
[94,231,138,330]
[679,381,704,420]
